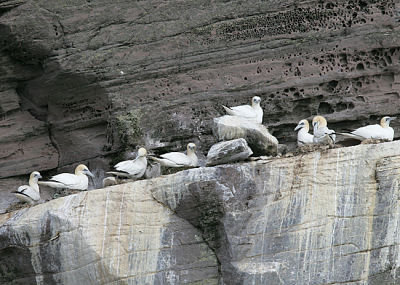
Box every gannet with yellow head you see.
[107,147,148,178]
[222,96,263,123]
[149,143,198,168]
[312,115,336,146]
[13,171,42,205]
[294,119,314,146]
[39,164,94,190]
[339,116,396,141]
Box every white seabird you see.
[312,115,336,146]
[222,96,263,123]
[107,147,148,179]
[339,116,396,141]
[38,164,94,190]
[294,119,314,146]
[13,171,42,205]
[149,143,198,168]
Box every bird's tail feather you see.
[38,180,67,188]
[222,105,233,115]
[106,171,131,178]
[148,156,163,163]
[338,132,364,141]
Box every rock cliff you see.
[2,141,400,284]
[1,0,400,208]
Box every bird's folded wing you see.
[115,159,143,175]
[47,173,78,187]
[352,124,381,139]
[160,152,190,165]
[17,185,29,193]
[115,160,132,171]
[16,185,40,200]
[230,105,257,118]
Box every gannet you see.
[312,116,336,146]
[149,143,198,168]
[13,171,42,205]
[294,119,314,146]
[339,116,396,141]
[107,147,148,178]
[39,164,94,190]
[222,96,263,123]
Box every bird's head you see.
[76,164,95,177]
[252,96,261,106]
[380,116,396,128]
[312,116,327,129]
[294,119,309,132]
[30,171,42,182]
[187,143,196,153]
[137,147,147,157]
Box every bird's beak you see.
[294,124,302,131]
[390,117,397,121]
[86,170,95,178]
[38,175,42,179]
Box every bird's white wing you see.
[352,124,383,139]
[50,173,79,186]
[16,185,40,201]
[115,158,144,175]
[226,105,257,119]
[160,152,191,166]
[39,173,89,190]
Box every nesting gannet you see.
[339,116,396,141]
[149,143,198,168]
[222,96,263,123]
[294,119,314,146]
[39,164,94,190]
[107,147,148,178]
[13,171,42,205]
[312,116,336,146]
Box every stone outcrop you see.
[206,138,253,166]
[2,141,400,284]
[213,115,278,156]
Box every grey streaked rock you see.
[206,138,253,166]
[2,141,400,283]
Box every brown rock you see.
[0,0,399,205]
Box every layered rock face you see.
[1,0,400,185]
[2,141,400,284]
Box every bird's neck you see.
[189,152,197,157]
[252,103,261,109]
[29,179,40,192]
[187,151,198,165]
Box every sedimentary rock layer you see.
[2,141,400,284]
[1,0,400,180]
